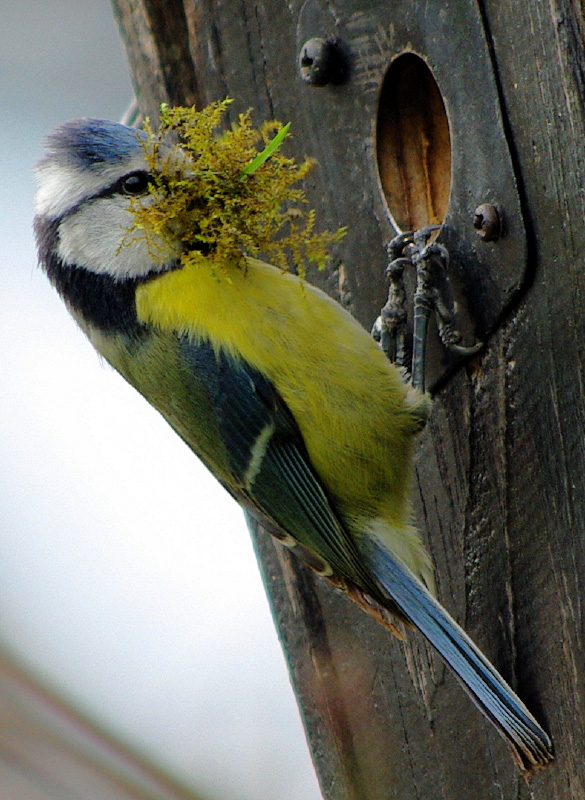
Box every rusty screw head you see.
[474,204,503,242]
[299,38,346,86]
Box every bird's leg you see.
[375,225,482,393]
[374,257,409,366]
[431,262,484,359]
[410,227,442,393]
[372,232,414,368]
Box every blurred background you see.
[0,2,321,798]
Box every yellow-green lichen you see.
[130,99,346,278]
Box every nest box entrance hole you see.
[376,52,452,233]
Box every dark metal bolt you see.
[474,204,503,242]
[298,38,346,86]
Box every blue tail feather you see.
[360,535,553,769]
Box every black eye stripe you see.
[81,170,154,205]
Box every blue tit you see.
[34,116,552,770]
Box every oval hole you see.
[376,53,451,232]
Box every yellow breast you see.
[136,257,423,528]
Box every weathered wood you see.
[111,0,585,796]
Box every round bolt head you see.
[299,38,345,86]
[474,203,502,242]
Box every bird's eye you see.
[120,171,151,195]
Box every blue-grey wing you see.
[177,336,380,595]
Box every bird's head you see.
[34,105,344,335]
[33,118,188,336]
[34,118,184,285]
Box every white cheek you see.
[34,153,149,219]
[57,195,180,279]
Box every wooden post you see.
[111,1,585,796]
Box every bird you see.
[34,114,553,771]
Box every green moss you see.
[130,99,346,278]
